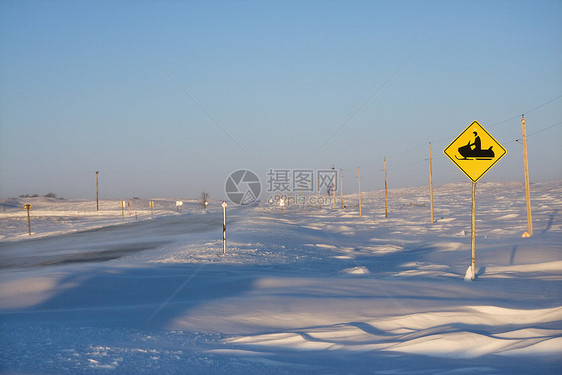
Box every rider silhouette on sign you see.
[470,131,481,152]
[457,131,495,160]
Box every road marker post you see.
[24,204,32,235]
[222,201,227,255]
[96,171,99,211]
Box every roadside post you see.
[521,115,533,236]
[24,204,32,235]
[358,167,362,217]
[280,198,285,216]
[340,168,344,209]
[149,201,154,218]
[429,142,434,224]
[317,173,321,209]
[384,157,388,218]
[332,165,336,209]
[444,120,506,280]
[308,182,311,208]
[120,201,126,220]
[222,201,227,255]
[96,171,99,211]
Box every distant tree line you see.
[19,193,60,199]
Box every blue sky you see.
[1,0,561,199]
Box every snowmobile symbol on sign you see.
[444,121,506,182]
[456,130,495,160]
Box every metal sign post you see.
[176,201,183,212]
[222,201,227,255]
[444,120,506,281]
[471,181,477,280]
[24,204,32,235]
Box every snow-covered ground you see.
[1,181,561,374]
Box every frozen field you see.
[1,181,561,374]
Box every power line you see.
[510,120,562,145]
[387,120,562,172]
[489,94,562,128]
[527,120,562,137]
[373,94,562,166]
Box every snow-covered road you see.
[1,182,561,374]
[0,211,222,269]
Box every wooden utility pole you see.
[521,115,533,236]
[96,171,99,211]
[384,157,388,218]
[358,167,362,217]
[340,168,344,209]
[429,142,434,223]
[308,181,311,207]
[317,173,321,208]
[332,165,336,209]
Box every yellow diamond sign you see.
[444,121,506,182]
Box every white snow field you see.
[1,181,561,374]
